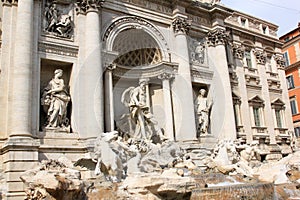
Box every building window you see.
[283,52,290,66]
[286,75,295,89]
[290,98,298,115]
[275,109,283,128]
[272,99,285,129]
[284,37,290,42]
[249,96,264,128]
[232,93,242,128]
[253,107,261,127]
[262,26,267,34]
[266,56,272,72]
[295,127,300,137]
[244,50,252,68]
[241,18,246,27]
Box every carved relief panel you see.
[42,0,75,39]
[188,37,208,67]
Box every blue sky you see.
[221,0,300,37]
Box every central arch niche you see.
[111,28,170,136]
[113,28,162,67]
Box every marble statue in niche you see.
[195,89,212,137]
[189,38,206,65]
[120,79,167,142]
[41,69,71,132]
[43,1,74,38]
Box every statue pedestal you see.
[37,131,87,163]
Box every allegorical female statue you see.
[195,89,212,136]
[41,69,71,131]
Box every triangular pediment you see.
[249,95,264,104]
[271,98,285,108]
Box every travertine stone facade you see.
[0,0,293,199]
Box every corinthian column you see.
[76,0,105,138]
[207,28,236,140]
[104,64,115,132]
[10,0,34,137]
[172,16,197,141]
[158,72,174,140]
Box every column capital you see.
[253,49,267,65]
[206,28,228,47]
[274,54,286,69]
[139,78,150,85]
[75,0,104,14]
[232,43,245,60]
[105,63,116,72]
[158,72,174,80]
[172,17,191,35]
[2,0,18,6]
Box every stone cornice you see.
[113,62,178,79]
[207,28,228,46]
[75,0,105,14]
[172,17,191,35]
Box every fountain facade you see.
[0,0,296,199]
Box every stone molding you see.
[113,62,177,79]
[75,0,105,14]
[253,50,267,65]
[38,41,79,57]
[206,28,228,46]
[172,17,191,35]
[191,68,214,81]
[103,16,170,57]
[2,0,18,6]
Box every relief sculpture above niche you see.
[43,0,74,38]
[188,37,207,66]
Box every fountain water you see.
[191,174,274,200]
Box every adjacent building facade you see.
[280,24,300,137]
[0,0,294,199]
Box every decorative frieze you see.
[253,50,266,65]
[172,17,191,35]
[2,0,18,6]
[245,74,261,89]
[158,72,174,80]
[75,0,105,14]
[38,41,79,57]
[120,0,172,15]
[187,14,210,26]
[206,29,228,46]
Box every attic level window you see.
[284,37,290,42]
[244,50,252,68]
[241,18,246,27]
[262,26,267,34]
